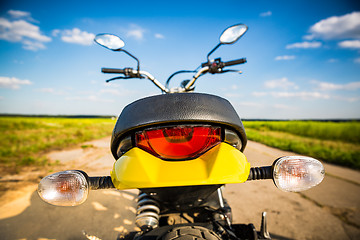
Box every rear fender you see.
[111,143,250,189]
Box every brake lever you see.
[221,69,243,74]
[106,76,134,82]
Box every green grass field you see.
[1,117,359,171]
[243,121,360,169]
[0,117,115,169]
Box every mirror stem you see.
[207,43,222,62]
[117,49,141,74]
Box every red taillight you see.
[135,125,221,160]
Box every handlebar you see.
[223,58,247,67]
[101,57,246,93]
[102,67,168,93]
[102,68,126,74]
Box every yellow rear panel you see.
[111,143,250,189]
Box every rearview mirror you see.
[207,24,248,61]
[220,24,248,44]
[94,34,125,51]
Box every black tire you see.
[160,225,221,240]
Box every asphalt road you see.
[0,138,359,240]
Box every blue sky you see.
[0,0,359,119]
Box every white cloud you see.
[307,11,360,40]
[225,93,242,98]
[330,95,360,102]
[238,102,263,107]
[100,85,139,97]
[66,95,113,102]
[100,89,121,95]
[260,11,272,17]
[155,33,164,39]
[327,58,339,63]
[264,77,298,90]
[342,96,360,102]
[273,104,292,109]
[35,88,70,96]
[312,80,360,91]
[7,9,38,22]
[126,24,146,41]
[231,84,238,90]
[0,13,50,51]
[286,41,322,49]
[252,92,268,97]
[252,90,330,100]
[271,91,330,100]
[275,55,296,60]
[13,59,24,64]
[8,10,30,18]
[52,29,60,37]
[57,28,95,46]
[338,40,360,49]
[22,39,46,51]
[37,88,54,93]
[0,18,50,42]
[0,76,32,89]
[36,88,67,95]
[355,58,360,64]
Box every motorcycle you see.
[37,24,325,240]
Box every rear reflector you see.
[135,125,221,160]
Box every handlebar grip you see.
[223,58,247,67]
[101,68,126,74]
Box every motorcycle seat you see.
[111,93,247,159]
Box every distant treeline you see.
[0,114,358,122]
[0,114,116,119]
[243,119,359,122]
